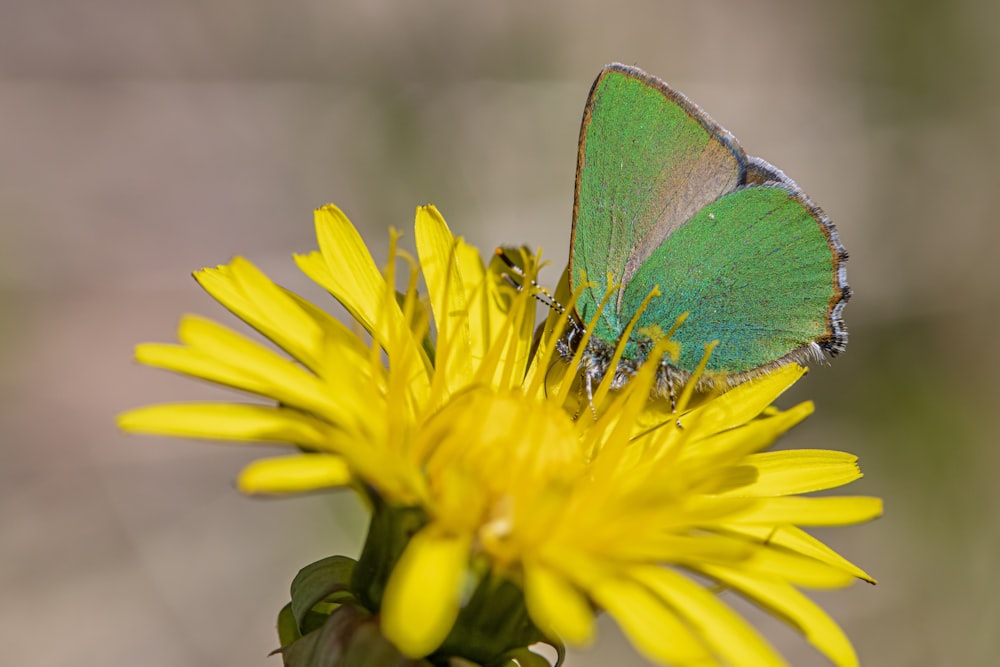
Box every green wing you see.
[621,184,847,375]
[570,64,746,341]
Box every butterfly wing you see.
[570,64,747,342]
[621,170,849,377]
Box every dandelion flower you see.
[120,203,881,667]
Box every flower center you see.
[416,387,583,560]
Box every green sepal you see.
[436,572,549,666]
[278,602,302,647]
[352,500,428,611]
[291,555,359,628]
[277,603,433,667]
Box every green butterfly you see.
[560,63,849,401]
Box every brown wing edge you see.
[744,155,850,358]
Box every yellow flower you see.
[119,204,881,667]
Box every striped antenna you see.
[494,248,566,314]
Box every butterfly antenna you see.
[494,248,567,314]
[664,368,678,416]
[496,249,603,420]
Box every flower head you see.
[119,204,881,667]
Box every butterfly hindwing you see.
[622,183,846,376]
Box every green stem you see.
[351,495,428,612]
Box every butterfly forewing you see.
[570,64,747,340]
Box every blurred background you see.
[2,1,997,665]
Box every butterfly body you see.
[562,63,849,397]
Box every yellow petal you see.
[728,496,884,526]
[237,453,352,494]
[381,528,471,657]
[633,566,788,667]
[117,403,330,447]
[194,257,325,370]
[675,364,807,435]
[175,315,339,415]
[602,532,753,565]
[135,341,270,395]
[523,563,595,645]
[677,403,814,479]
[592,576,714,666]
[198,257,374,382]
[298,216,431,408]
[414,205,473,388]
[716,525,876,584]
[484,249,541,391]
[702,566,860,667]
[456,240,503,359]
[521,264,576,399]
[310,204,400,337]
[726,544,858,589]
[767,526,877,584]
[725,450,863,497]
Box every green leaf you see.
[437,573,547,664]
[352,503,428,611]
[291,555,358,628]
[278,604,432,667]
[278,603,302,647]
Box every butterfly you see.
[560,63,849,404]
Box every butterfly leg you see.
[665,367,677,413]
[661,365,683,430]
[584,371,599,420]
